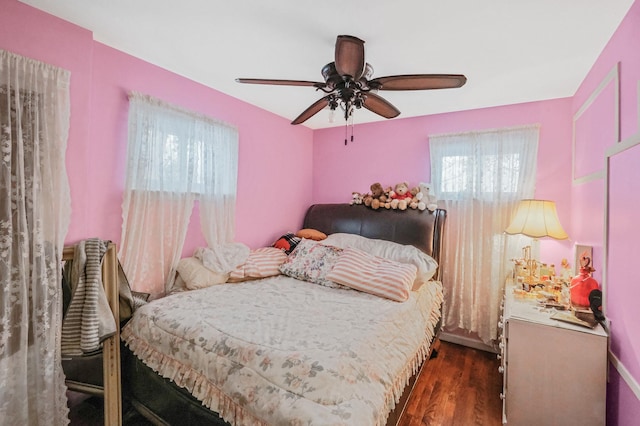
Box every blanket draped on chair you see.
[61,238,117,356]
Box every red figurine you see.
[570,252,599,307]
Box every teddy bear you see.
[369,182,387,210]
[389,181,413,210]
[408,186,427,210]
[363,182,386,209]
[379,186,392,209]
[362,192,373,207]
[349,191,364,205]
[418,182,438,211]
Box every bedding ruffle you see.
[121,330,268,426]
[122,277,443,426]
[383,288,442,410]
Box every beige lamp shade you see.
[504,199,569,240]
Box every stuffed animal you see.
[389,181,413,210]
[368,182,386,210]
[362,192,373,207]
[381,186,393,209]
[418,182,438,211]
[349,191,364,205]
[409,186,427,210]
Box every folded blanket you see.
[61,238,117,356]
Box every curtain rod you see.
[428,123,540,139]
[128,91,238,132]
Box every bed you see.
[121,203,446,425]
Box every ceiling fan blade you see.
[291,96,330,125]
[363,93,400,119]
[236,78,325,88]
[334,35,365,79]
[370,74,467,91]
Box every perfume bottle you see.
[559,281,570,306]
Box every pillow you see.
[272,232,302,255]
[228,247,288,282]
[278,239,346,289]
[295,228,327,241]
[177,257,229,290]
[326,247,417,302]
[322,233,438,282]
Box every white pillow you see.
[322,233,438,283]
[177,257,229,290]
[326,247,417,302]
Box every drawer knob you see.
[498,366,504,373]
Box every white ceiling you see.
[20,0,634,129]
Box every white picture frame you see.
[574,244,593,275]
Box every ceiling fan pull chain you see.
[344,121,348,145]
[345,113,355,145]
[351,116,355,143]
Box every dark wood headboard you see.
[303,204,446,280]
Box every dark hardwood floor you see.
[399,342,503,426]
[68,341,502,426]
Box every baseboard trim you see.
[439,332,496,353]
[609,350,640,401]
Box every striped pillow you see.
[326,247,417,302]
[229,247,288,282]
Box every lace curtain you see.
[120,93,238,294]
[0,50,72,424]
[430,125,539,344]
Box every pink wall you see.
[571,1,640,423]
[312,97,575,265]
[1,0,315,258]
[608,145,640,371]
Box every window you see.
[120,93,238,293]
[439,152,521,195]
[429,125,539,344]
[432,127,537,201]
[127,95,237,196]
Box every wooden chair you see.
[62,242,122,426]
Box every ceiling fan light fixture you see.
[328,96,339,110]
[327,95,339,123]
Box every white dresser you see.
[498,282,608,425]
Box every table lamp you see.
[504,199,569,286]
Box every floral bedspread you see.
[121,276,443,426]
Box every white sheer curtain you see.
[198,121,238,247]
[0,50,71,424]
[120,93,238,294]
[430,125,539,344]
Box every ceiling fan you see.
[236,35,467,125]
